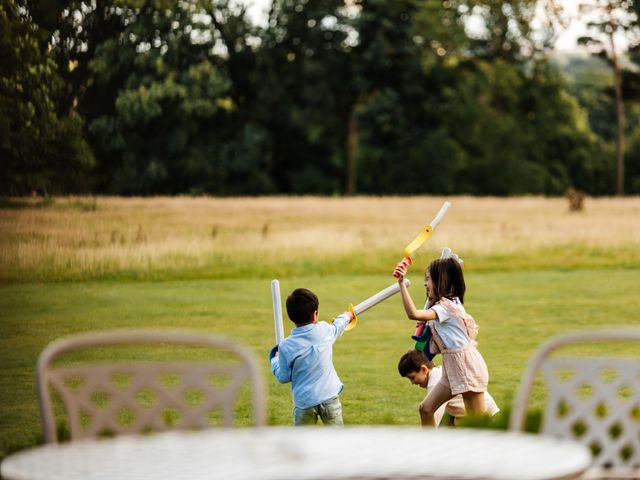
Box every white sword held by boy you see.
[271,279,411,344]
[271,279,285,345]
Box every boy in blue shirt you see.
[270,288,354,426]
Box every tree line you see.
[2,0,640,196]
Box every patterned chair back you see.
[37,329,266,443]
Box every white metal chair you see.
[509,329,640,479]
[37,329,266,443]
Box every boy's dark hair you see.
[427,257,466,304]
[398,349,428,377]
[286,288,319,325]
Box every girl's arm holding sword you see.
[394,262,437,323]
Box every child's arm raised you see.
[395,261,437,322]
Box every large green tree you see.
[250,0,356,194]
[0,0,93,195]
[2,0,628,196]
[352,0,463,194]
[576,0,640,195]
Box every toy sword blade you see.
[393,201,451,278]
[403,201,451,258]
[353,279,411,316]
[271,279,285,344]
[345,279,411,331]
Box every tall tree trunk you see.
[345,103,359,195]
[608,6,625,195]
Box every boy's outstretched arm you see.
[331,311,354,339]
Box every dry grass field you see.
[1,195,639,282]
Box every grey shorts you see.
[293,396,344,426]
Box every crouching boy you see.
[398,349,500,426]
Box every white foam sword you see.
[271,279,410,341]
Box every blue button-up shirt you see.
[271,313,350,409]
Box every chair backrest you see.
[37,329,266,443]
[509,329,640,475]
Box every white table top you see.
[1,426,591,480]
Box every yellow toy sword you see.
[393,201,451,278]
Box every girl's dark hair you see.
[427,257,465,304]
[286,288,319,325]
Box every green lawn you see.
[2,268,639,460]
